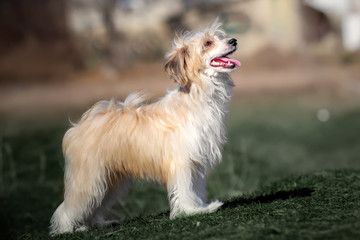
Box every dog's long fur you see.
[50,21,240,235]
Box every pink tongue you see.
[216,57,241,67]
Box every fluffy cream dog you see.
[50,21,241,235]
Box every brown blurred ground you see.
[1,50,360,131]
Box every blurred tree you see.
[299,3,334,43]
[0,0,82,83]
[0,0,69,50]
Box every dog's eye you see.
[205,41,212,47]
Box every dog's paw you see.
[170,200,224,219]
[103,220,121,227]
[95,219,121,228]
[205,200,223,213]
[75,226,88,232]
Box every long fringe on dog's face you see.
[165,24,241,92]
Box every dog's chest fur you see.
[180,73,233,168]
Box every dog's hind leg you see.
[89,177,132,228]
[50,201,75,235]
[50,166,108,235]
[50,192,97,235]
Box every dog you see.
[50,21,241,235]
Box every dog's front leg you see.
[167,162,223,219]
[192,166,207,203]
[193,166,223,210]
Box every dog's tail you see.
[77,92,147,124]
[123,92,147,108]
[79,98,122,123]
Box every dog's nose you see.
[228,38,237,46]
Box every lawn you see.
[1,97,360,239]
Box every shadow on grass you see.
[146,188,314,220]
[222,187,314,210]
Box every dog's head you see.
[165,21,241,92]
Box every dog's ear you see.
[164,47,192,93]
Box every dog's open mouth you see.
[210,51,241,69]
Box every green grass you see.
[1,99,360,239]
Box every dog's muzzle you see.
[228,38,237,47]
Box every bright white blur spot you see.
[317,108,330,122]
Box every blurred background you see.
[1,1,360,235]
[1,0,360,130]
